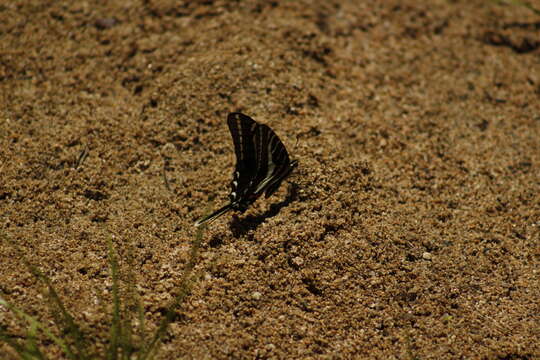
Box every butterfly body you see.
[195,113,297,227]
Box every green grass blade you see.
[24,263,90,359]
[140,225,205,360]
[107,236,121,360]
[25,321,46,360]
[134,294,146,360]
[0,297,73,359]
[121,243,140,359]
[0,330,44,360]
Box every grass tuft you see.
[0,225,205,359]
[141,224,205,360]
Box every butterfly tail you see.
[194,203,234,227]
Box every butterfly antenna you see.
[194,203,234,227]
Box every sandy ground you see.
[1,0,539,358]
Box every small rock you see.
[95,17,118,30]
[292,256,304,267]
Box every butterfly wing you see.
[251,123,294,198]
[196,113,296,227]
[263,159,297,198]
[227,112,259,203]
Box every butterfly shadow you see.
[230,183,298,238]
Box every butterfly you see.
[195,112,298,227]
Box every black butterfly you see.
[195,112,298,227]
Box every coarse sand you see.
[1,1,539,358]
